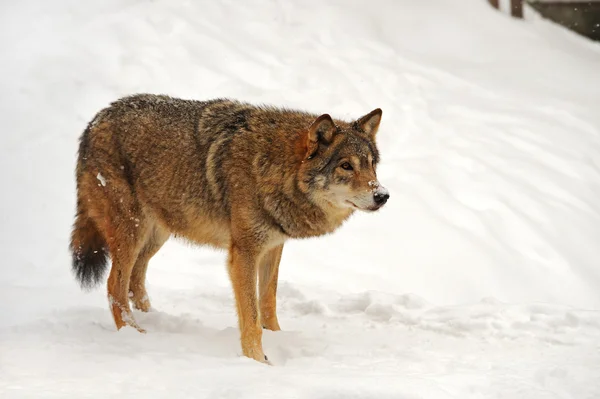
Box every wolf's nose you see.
[373,192,389,205]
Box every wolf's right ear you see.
[306,114,336,159]
[355,108,382,139]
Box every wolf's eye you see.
[341,162,353,171]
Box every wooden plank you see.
[511,0,523,17]
[488,0,499,8]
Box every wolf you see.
[70,94,389,363]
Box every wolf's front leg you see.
[228,241,269,364]
[259,244,283,331]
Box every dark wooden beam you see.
[488,0,499,9]
[511,0,523,18]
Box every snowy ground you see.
[1,0,600,398]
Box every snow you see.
[96,172,106,187]
[1,0,600,397]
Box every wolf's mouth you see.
[346,200,380,212]
[346,200,360,209]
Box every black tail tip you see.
[71,246,108,290]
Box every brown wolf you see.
[70,94,389,363]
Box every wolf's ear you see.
[355,108,382,139]
[306,114,336,158]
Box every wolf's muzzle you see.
[373,191,389,206]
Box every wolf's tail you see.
[70,201,108,289]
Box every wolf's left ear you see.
[308,114,336,144]
[305,114,336,159]
[355,108,382,139]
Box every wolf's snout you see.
[372,184,390,208]
[373,191,389,206]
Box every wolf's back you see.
[68,95,235,287]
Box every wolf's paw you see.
[129,290,152,312]
[132,299,152,313]
[115,312,146,333]
[262,323,281,331]
[129,321,146,334]
[110,296,146,333]
[242,346,271,365]
[260,313,281,331]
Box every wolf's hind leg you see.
[259,244,283,331]
[105,219,149,332]
[129,225,169,312]
[87,176,150,332]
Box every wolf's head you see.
[298,109,389,212]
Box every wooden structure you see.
[488,0,600,41]
[488,0,523,18]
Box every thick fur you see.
[70,94,388,363]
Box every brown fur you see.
[70,94,388,363]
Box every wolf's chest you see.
[280,206,353,239]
